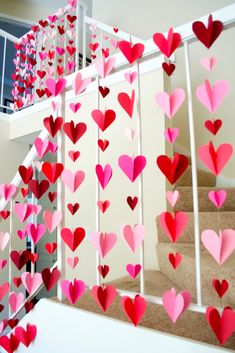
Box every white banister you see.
[0,29,18,43]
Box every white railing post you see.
[183,42,202,306]
[1,37,7,106]
[82,6,87,68]
[8,198,13,318]
[75,2,80,69]
[136,61,145,295]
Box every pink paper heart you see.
[118,155,146,182]
[0,320,8,335]
[61,169,85,193]
[72,73,91,96]
[124,71,137,84]
[155,88,185,119]
[0,184,17,202]
[121,224,145,252]
[91,232,117,258]
[17,229,27,240]
[9,292,24,312]
[200,57,217,71]
[69,102,81,113]
[95,164,112,189]
[61,279,86,305]
[163,288,191,323]
[111,38,119,49]
[67,257,79,269]
[45,78,66,97]
[208,190,227,209]
[14,203,33,223]
[21,272,42,295]
[126,264,142,279]
[166,190,179,207]
[34,161,43,172]
[43,210,62,233]
[26,223,46,245]
[34,138,50,158]
[0,232,9,251]
[95,57,116,79]
[32,204,42,216]
[201,229,235,265]
[164,127,179,144]
[51,101,60,112]
[196,80,229,113]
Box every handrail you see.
[0,29,18,43]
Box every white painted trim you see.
[0,29,18,43]
[0,13,33,27]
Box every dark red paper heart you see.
[43,115,63,138]
[63,121,87,144]
[99,86,110,98]
[162,62,176,76]
[67,203,80,215]
[212,279,229,298]
[157,154,189,185]
[127,196,138,210]
[28,179,50,199]
[48,191,57,203]
[192,14,223,49]
[204,119,222,135]
[98,265,110,279]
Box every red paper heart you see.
[153,28,181,58]
[42,162,64,184]
[97,200,110,213]
[118,89,135,118]
[168,252,182,269]
[0,334,20,353]
[119,40,144,64]
[192,15,223,49]
[10,250,31,270]
[42,268,60,291]
[127,196,138,210]
[68,150,80,162]
[61,227,85,251]
[45,242,57,255]
[67,203,80,215]
[98,265,109,278]
[28,179,50,199]
[159,211,188,242]
[0,211,10,220]
[98,139,109,151]
[63,121,87,144]
[13,277,22,288]
[8,319,19,329]
[212,279,229,298]
[18,165,33,184]
[15,324,37,348]
[92,109,116,132]
[43,115,63,138]
[204,119,222,135]
[21,187,29,198]
[36,88,45,98]
[206,307,235,344]
[92,285,117,312]
[48,191,57,203]
[162,62,176,76]
[157,154,189,185]
[122,295,146,326]
[24,301,35,313]
[99,86,110,98]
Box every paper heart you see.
[63,121,87,144]
[7,319,19,329]
[26,223,46,244]
[67,256,79,269]
[34,161,42,172]
[14,203,33,223]
[0,259,7,270]
[43,210,62,233]
[99,86,110,98]
[208,190,227,209]
[18,165,33,184]
[0,232,9,251]
[44,242,57,255]
[111,38,119,49]
[126,264,141,279]
[153,28,181,58]
[122,295,146,326]
[67,203,80,215]
[61,169,85,193]
[91,232,117,258]
[95,57,116,78]
[157,154,189,185]
[118,89,135,118]
[43,115,63,137]
[163,288,191,323]
[69,102,81,113]
[162,62,175,76]
[192,14,223,49]
[98,139,109,152]
[92,285,117,312]
[118,155,146,182]
[98,265,109,278]
[61,279,86,305]
[0,320,8,335]
[34,137,50,158]
[61,227,85,251]
[13,277,22,288]
[0,282,9,300]
[72,72,91,95]
[206,307,235,344]
[95,164,112,189]
[124,71,137,84]
[164,127,179,144]
[119,40,145,64]
[125,128,137,141]
[166,190,179,207]
[204,119,222,135]
[196,80,229,113]
[121,224,145,252]
[0,184,16,202]
[200,57,217,71]
[42,162,63,184]
[159,211,188,242]
[9,292,24,312]
[97,200,110,213]
[155,88,185,119]
[168,252,182,269]
[212,278,229,298]
[198,141,233,176]
[15,324,37,348]
[42,268,60,292]
[0,334,20,353]
[32,204,42,216]
[201,229,235,265]
[10,250,31,270]
[68,150,80,162]
[92,109,116,132]
[21,272,42,295]
[126,196,138,210]
[0,211,10,220]
[45,78,66,96]
[48,191,57,203]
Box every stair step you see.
[176,166,216,187]
[157,242,235,308]
[174,186,235,212]
[156,211,235,243]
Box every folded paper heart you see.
[45,242,57,255]
[157,154,189,185]
[48,191,57,203]
[196,80,229,113]
[206,307,235,345]
[126,264,142,279]
[95,164,112,189]
[61,169,85,193]
[21,272,42,295]
[118,89,135,118]
[9,292,24,312]
[166,190,179,207]
[99,86,110,98]
[72,72,91,95]
[153,27,181,58]
[126,196,138,210]
[168,252,182,269]
[61,279,86,305]
[192,14,223,49]
[98,139,109,152]
[42,268,60,292]
[122,295,146,326]
[13,277,22,288]
[10,250,32,270]
[0,259,7,270]
[91,232,117,258]
[155,88,185,119]
[0,320,7,335]
[18,165,33,184]
[118,155,146,182]
[164,127,179,144]
[43,210,62,233]
[200,57,217,71]
[67,256,79,269]
[212,278,229,298]
[69,102,81,113]
[0,184,16,202]
[43,115,63,137]
[67,202,80,215]
[34,138,50,158]
[63,121,87,144]
[208,190,227,209]
[92,285,117,312]
[45,78,66,96]
[97,200,110,213]
[0,232,9,251]
[124,71,137,84]
[159,211,188,242]
[26,223,46,245]
[198,141,233,176]
[42,162,64,184]
[121,224,145,252]
[92,109,116,132]
[201,229,235,265]
[162,288,191,323]
[15,324,37,348]
[162,62,175,76]
[0,334,20,353]
[119,40,145,64]
[204,119,222,135]
[0,282,9,301]
[98,265,109,278]
[95,57,116,78]
[68,150,80,162]
[61,227,85,251]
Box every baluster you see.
[75,2,80,69]
[1,37,7,107]
[82,6,87,69]
[8,198,13,318]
